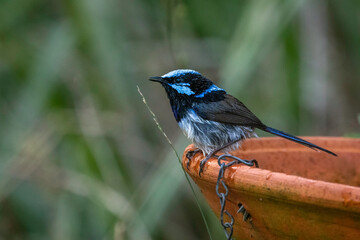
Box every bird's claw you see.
[198,154,212,177]
[186,149,201,170]
[198,160,207,177]
[186,151,194,170]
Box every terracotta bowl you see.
[182,137,360,240]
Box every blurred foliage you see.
[0,0,359,239]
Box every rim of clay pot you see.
[183,137,360,214]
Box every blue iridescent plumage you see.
[162,69,200,78]
[195,84,225,98]
[168,83,195,95]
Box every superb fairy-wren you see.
[149,69,336,175]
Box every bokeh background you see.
[1,0,359,239]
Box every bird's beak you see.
[149,76,164,83]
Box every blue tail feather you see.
[263,127,337,156]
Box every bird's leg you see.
[199,154,215,176]
[199,138,258,176]
[186,148,202,170]
[199,138,244,176]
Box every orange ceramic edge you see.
[182,137,360,214]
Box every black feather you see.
[194,94,265,128]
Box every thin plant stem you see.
[137,86,213,240]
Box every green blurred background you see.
[0,0,359,239]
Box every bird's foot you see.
[199,157,209,177]
[199,153,258,177]
[199,154,254,177]
[237,203,252,222]
[199,154,215,177]
[186,149,202,170]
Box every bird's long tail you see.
[262,126,337,156]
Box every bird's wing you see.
[194,94,265,128]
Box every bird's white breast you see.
[178,109,256,155]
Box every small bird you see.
[149,69,336,174]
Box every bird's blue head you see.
[149,69,225,99]
[149,69,226,121]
